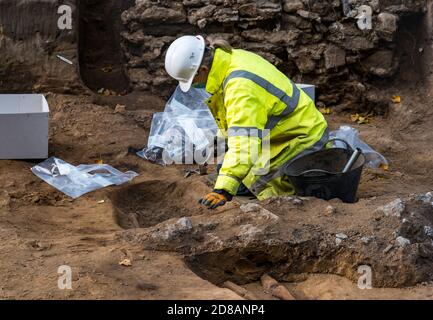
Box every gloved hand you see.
[199,189,233,210]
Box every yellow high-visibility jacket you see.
[205,48,329,200]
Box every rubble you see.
[115,104,127,114]
[335,233,348,246]
[416,192,433,204]
[424,226,433,238]
[240,203,261,214]
[325,205,337,215]
[361,236,373,244]
[395,236,411,247]
[150,217,194,242]
[375,199,406,218]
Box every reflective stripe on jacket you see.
[205,48,328,199]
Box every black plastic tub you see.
[284,143,366,203]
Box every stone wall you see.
[121,0,427,110]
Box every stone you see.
[324,45,346,69]
[325,205,337,215]
[128,3,186,25]
[376,12,398,41]
[363,50,398,78]
[283,0,304,13]
[375,199,406,218]
[296,10,321,22]
[335,234,348,246]
[369,0,380,12]
[292,198,303,205]
[424,226,433,238]
[416,192,433,204]
[241,29,300,47]
[115,104,126,114]
[152,217,193,241]
[295,56,316,74]
[197,18,207,29]
[240,203,261,213]
[238,1,281,20]
[361,236,373,244]
[395,236,411,247]
[336,233,348,240]
[383,244,394,253]
[345,36,375,51]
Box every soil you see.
[1,80,433,299]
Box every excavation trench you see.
[115,179,433,289]
[78,0,133,93]
[184,198,433,289]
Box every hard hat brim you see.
[179,77,194,93]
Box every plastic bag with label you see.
[138,86,218,165]
[31,157,139,198]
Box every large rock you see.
[376,12,399,41]
[375,198,406,218]
[363,50,398,77]
[324,45,346,69]
[283,0,304,13]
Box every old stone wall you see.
[121,0,426,110]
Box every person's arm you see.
[214,80,268,196]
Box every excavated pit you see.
[111,179,209,229]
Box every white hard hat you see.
[165,35,206,92]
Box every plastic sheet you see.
[330,125,389,169]
[138,86,218,165]
[31,157,139,198]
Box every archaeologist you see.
[165,35,329,209]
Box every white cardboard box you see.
[298,84,316,102]
[0,94,49,159]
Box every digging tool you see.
[343,148,362,173]
[260,274,296,301]
[56,54,74,65]
[223,281,259,300]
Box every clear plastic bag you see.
[138,86,218,165]
[31,157,139,199]
[330,125,389,169]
